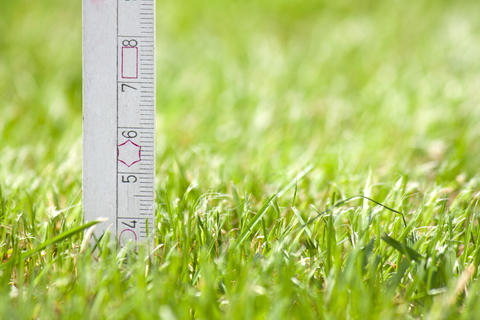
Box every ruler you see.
[83,0,155,247]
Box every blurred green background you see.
[1,0,480,201]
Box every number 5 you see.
[122,175,137,183]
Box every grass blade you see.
[381,233,424,263]
[232,194,275,251]
[1,219,103,269]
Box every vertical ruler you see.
[83,0,155,246]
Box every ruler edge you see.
[82,0,156,245]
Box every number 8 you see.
[122,39,138,47]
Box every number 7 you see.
[121,84,137,92]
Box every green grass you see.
[2,0,480,318]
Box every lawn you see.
[1,0,480,319]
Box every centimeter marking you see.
[83,0,155,247]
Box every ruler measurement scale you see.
[83,0,155,246]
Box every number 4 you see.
[122,220,137,228]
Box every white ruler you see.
[83,0,155,246]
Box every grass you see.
[1,0,480,318]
